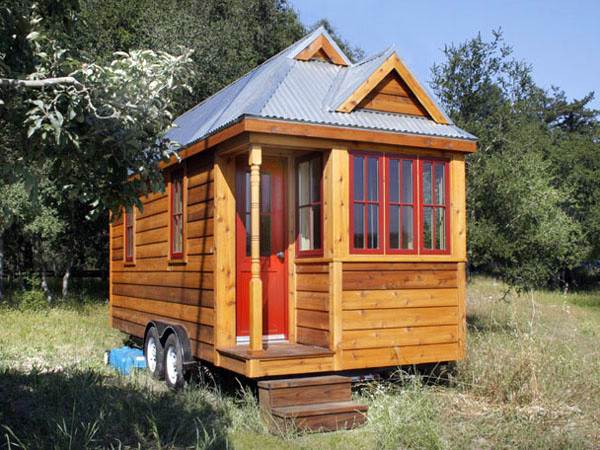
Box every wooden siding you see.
[358,72,429,117]
[340,261,461,369]
[295,263,330,347]
[110,152,215,362]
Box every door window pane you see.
[260,215,271,256]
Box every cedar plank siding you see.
[110,152,215,362]
[358,72,429,117]
[340,261,460,369]
[295,263,330,347]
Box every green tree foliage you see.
[431,31,598,290]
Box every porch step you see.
[258,375,368,432]
[271,401,368,432]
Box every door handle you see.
[276,251,285,261]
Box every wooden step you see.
[271,401,368,432]
[258,375,368,432]
[258,375,351,408]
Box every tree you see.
[431,30,593,290]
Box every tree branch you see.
[0,77,83,89]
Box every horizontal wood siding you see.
[295,263,330,347]
[341,261,461,369]
[110,152,215,362]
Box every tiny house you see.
[109,27,477,386]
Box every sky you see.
[292,0,600,108]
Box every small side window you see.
[170,168,185,259]
[125,207,135,262]
[297,154,323,256]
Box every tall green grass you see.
[1,277,598,449]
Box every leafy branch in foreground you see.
[1,7,194,216]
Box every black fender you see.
[145,320,195,366]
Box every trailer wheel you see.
[144,326,165,380]
[164,333,185,390]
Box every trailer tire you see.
[164,333,185,390]
[144,326,165,380]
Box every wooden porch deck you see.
[217,343,335,378]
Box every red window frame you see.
[349,151,384,254]
[124,207,134,262]
[170,168,185,260]
[419,158,451,255]
[296,153,324,257]
[385,155,418,254]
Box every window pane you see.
[310,157,321,202]
[353,204,364,248]
[401,206,414,250]
[402,160,413,203]
[423,162,432,204]
[389,159,399,203]
[172,216,179,253]
[367,157,378,201]
[261,173,271,213]
[312,204,321,250]
[260,215,271,256]
[435,208,446,250]
[298,160,310,206]
[423,206,433,249]
[299,206,311,251]
[354,156,364,201]
[435,163,445,205]
[367,204,379,248]
[389,205,399,249]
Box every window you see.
[124,207,134,262]
[297,154,323,256]
[349,152,450,255]
[243,171,273,256]
[386,156,417,253]
[420,159,449,253]
[170,168,185,259]
[350,152,383,253]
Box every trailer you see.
[108,26,477,429]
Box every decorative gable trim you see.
[336,53,449,124]
[294,34,349,66]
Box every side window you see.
[297,154,323,256]
[124,207,135,262]
[387,156,417,253]
[170,168,185,259]
[420,159,449,253]
[350,152,383,253]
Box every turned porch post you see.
[248,145,263,351]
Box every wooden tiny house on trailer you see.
[109,27,477,385]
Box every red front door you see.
[235,158,288,339]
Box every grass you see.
[0,277,599,449]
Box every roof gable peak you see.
[290,26,350,66]
[336,51,449,124]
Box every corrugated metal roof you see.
[164,27,476,148]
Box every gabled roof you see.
[165,27,475,149]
